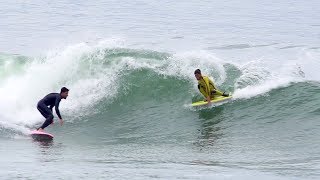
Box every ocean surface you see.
[1,0,320,179]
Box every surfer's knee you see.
[47,114,54,120]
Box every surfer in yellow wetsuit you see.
[194,69,229,103]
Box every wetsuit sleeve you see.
[199,88,209,98]
[198,83,209,98]
[55,97,62,119]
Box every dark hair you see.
[60,87,69,93]
[194,69,201,75]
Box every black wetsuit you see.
[37,93,62,129]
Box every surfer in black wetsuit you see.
[36,87,69,131]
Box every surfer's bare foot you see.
[37,128,44,132]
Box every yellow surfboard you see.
[191,94,232,107]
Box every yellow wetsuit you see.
[197,76,224,99]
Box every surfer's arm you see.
[206,96,211,103]
[54,98,62,119]
[198,84,210,99]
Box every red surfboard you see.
[30,130,54,141]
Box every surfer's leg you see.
[39,115,54,130]
[212,89,229,97]
[222,92,229,97]
[37,104,54,130]
[37,106,48,118]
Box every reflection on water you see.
[32,139,54,148]
[198,106,225,120]
[31,138,65,163]
[195,106,226,150]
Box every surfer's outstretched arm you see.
[54,96,64,126]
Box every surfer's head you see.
[60,87,69,99]
[194,69,202,80]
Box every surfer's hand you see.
[59,119,64,126]
[206,97,211,105]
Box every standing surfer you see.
[36,87,69,131]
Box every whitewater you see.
[0,0,320,179]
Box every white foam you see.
[298,49,320,82]
[0,38,126,133]
[232,57,306,99]
[160,51,227,84]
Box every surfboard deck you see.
[192,94,232,107]
[30,130,54,141]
